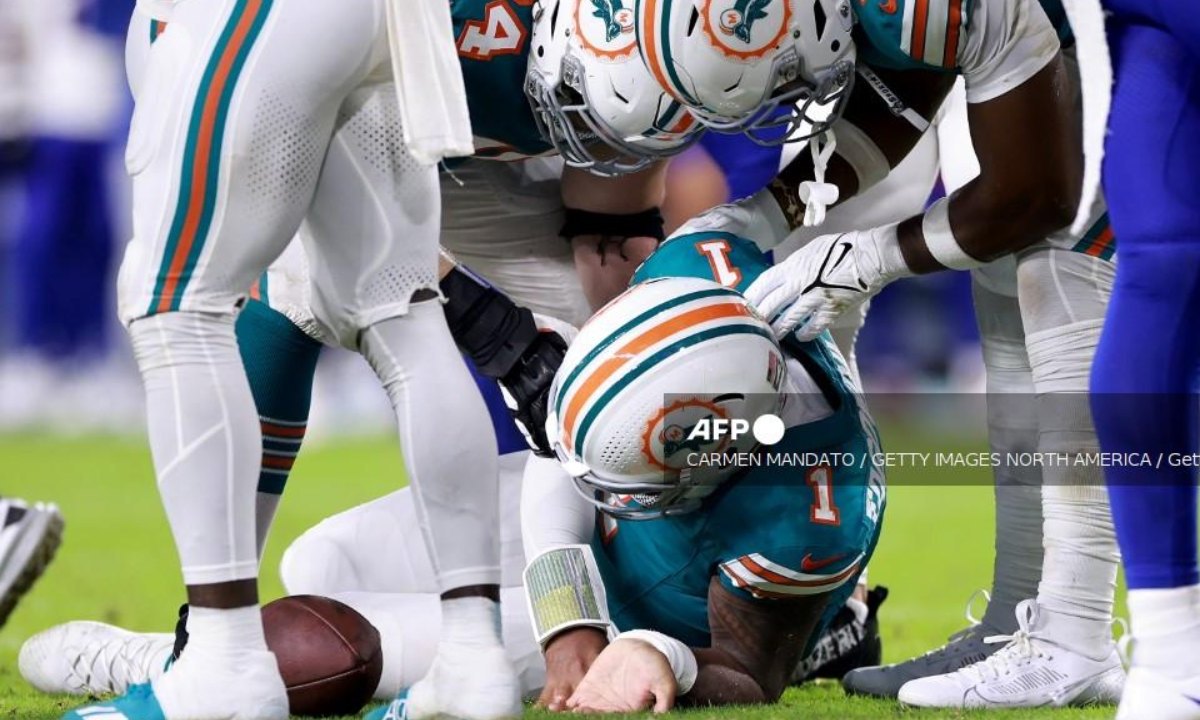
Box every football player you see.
[1084,0,1200,718]
[630,0,1124,708]
[66,0,668,715]
[24,234,885,715]
[0,497,63,628]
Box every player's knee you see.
[1025,320,1104,394]
[280,531,361,596]
[127,311,240,372]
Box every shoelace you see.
[916,588,992,660]
[69,634,167,694]
[975,599,1047,682]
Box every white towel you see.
[386,0,475,165]
[1060,0,1112,234]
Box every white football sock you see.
[360,300,501,591]
[1018,248,1119,658]
[1128,585,1200,678]
[185,606,268,654]
[972,277,1043,635]
[129,312,259,587]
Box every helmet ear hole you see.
[537,44,546,57]
[812,0,827,40]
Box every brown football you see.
[262,595,384,717]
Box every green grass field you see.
[0,429,1125,720]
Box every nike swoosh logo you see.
[801,553,845,572]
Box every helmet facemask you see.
[526,0,703,176]
[688,53,855,145]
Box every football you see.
[262,595,384,717]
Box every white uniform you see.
[119,2,438,331]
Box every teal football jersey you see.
[593,231,887,648]
[451,0,552,157]
[854,0,1072,73]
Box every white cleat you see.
[405,641,523,720]
[1116,667,1200,720]
[20,621,173,695]
[0,499,64,627]
[842,589,998,698]
[898,600,1125,709]
[152,646,289,720]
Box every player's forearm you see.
[898,57,1080,273]
[681,649,774,706]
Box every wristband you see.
[922,197,984,271]
[559,207,666,242]
[439,265,538,378]
[524,545,616,648]
[616,629,698,695]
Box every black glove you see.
[499,328,567,457]
[440,265,567,456]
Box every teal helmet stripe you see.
[657,0,700,105]
[555,286,741,418]
[573,323,773,455]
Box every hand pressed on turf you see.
[566,638,677,714]
[538,627,608,711]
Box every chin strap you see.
[797,130,840,228]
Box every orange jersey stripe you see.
[1085,225,1115,256]
[156,0,264,313]
[739,555,861,588]
[942,0,962,67]
[911,0,929,62]
[562,302,753,451]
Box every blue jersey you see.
[451,0,552,158]
[590,231,886,648]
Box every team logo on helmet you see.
[641,398,730,470]
[701,0,791,60]
[577,0,637,60]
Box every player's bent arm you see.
[898,54,1080,271]
[560,161,670,308]
[767,67,957,231]
[683,578,830,706]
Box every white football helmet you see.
[547,276,787,519]
[526,0,703,176]
[634,0,855,143]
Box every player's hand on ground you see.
[501,314,576,457]
[745,228,905,340]
[537,627,608,711]
[565,637,677,714]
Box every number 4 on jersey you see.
[457,0,528,60]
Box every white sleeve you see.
[520,453,596,559]
[957,0,1061,104]
[669,190,792,252]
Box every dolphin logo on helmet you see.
[591,0,634,42]
[719,0,772,43]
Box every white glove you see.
[745,224,910,340]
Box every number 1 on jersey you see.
[696,239,743,288]
[807,465,841,526]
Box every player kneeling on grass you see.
[20,240,884,714]
[510,269,885,713]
